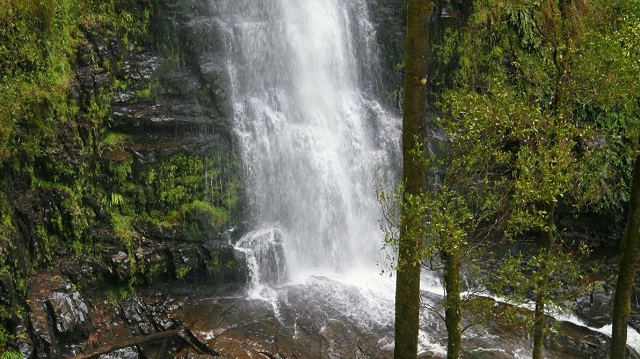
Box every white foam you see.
[556,314,640,354]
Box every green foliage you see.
[0,0,166,347]
[435,0,638,355]
[110,212,136,251]
[135,77,161,101]
[0,0,151,164]
[0,349,23,359]
[381,0,640,354]
[175,265,190,279]
[95,149,243,286]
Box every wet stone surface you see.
[165,277,621,359]
[48,290,91,341]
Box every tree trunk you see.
[393,1,433,359]
[533,289,547,359]
[611,155,640,359]
[533,204,555,359]
[443,248,462,359]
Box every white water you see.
[557,313,640,355]
[219,0,399,276]
[209,0,633,357]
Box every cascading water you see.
[219,0,399,278]
[171,2,633,357]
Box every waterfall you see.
[218,0,399,279]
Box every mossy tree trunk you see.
[611,155,640,359]
[443,247,462,359]
[394,1,433,358]
[532,204,555,359]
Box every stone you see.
[15,323,35,359]
[203,241,247,284]
[574,281,613,327]
[48,290,91,341]
[235,229,287,285]
[168,243,203,279]
[119,297,157,335]
[98,347,140,359]
[28,300,59,359]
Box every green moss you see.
[0,0,157,347]
[175,265,190,279]
[133,152,241,232]
[206,246,245,282]
[135,77,161,101]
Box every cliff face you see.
[0,0,248,355]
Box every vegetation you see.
[385,0,640,358]
[0,0,151,351]
[441,1,639,357]
[0,0,243,353]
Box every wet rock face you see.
[236,228,287,286]
[203,241,248,284]
[28,300,59,359]
[48,290,91,341]
[98,347,141,359]
[369,0,407,105]
[24,276,91,357]
[168,279,619,359]
[575,281,614,327]
[112,0,234,145]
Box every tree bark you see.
[611,155,640,359]
[394,1,433,359]
[443,248,462,359]
[533,204,555,359]
[70,327,219,359]
[533,288,547,359]
[70,330,181,359]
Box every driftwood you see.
[70,327,219,359]
[178,326,219,355]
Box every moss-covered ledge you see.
[0,0,247,355]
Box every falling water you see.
[179,2,628,356]
[218,0,399,277]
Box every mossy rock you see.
[203,241,247,284]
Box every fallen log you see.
[178,327,219,355]
[70,327,219,359]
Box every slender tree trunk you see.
[394,1,433,359]
[611,156,640,359]
[443,248,462,359]
[532,288,547,359]
[533,204,555,359]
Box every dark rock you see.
[108,250,132,283]
[202,241,247,284]
[98,346,141,359]
[235,229,287,285]
[118,295,158,335]
[0,275,17,316]
[15,323,35,359]
[28,300,59,359]
[575,281,613,327]
[136,245,171,284]
[48,290,91,341]
[168,243,204,279]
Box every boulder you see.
[98,346,141,359]
[28,300,59,359]
[48,290,91,341]
[203,241,247,284]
